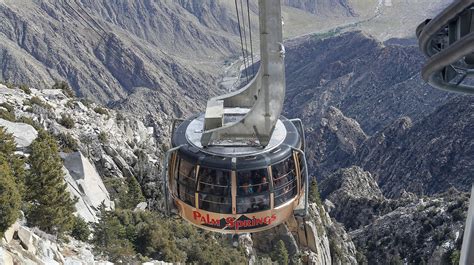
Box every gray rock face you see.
[1,86,162,217]
[284,31,472,196]
[284,31,453,136]
[0,0,236,118]
[0,118,37,149]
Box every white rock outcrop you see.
[62,152,113,223]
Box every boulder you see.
[0,119,38,149]
[17,226,39,254]
[134,202,148,211]
[3,222,19,244]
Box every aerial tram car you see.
[162,0,309,234]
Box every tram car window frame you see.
[297,152,305,191]
[176,158,197,207]
[272,157,298,207]
[197,167,232,214]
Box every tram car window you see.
[272,157,298,207]
[176,158,196,207]
[198,167,232,214]
[236,169,270,213]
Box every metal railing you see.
[417,0,474,94]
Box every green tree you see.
[71,216,91,242]
[450,250,461,265]
[272,240,289,265]
[0,127,27,197]
[0,156,21,237]
[27,130,76,235]
[119,176,145,209]
[309,178,322,205]
[91,204,136,262]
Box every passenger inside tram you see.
[237,169,270,213]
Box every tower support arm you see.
[201,0,286,146]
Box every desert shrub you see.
[309,178,322,205]
[5,82,14,89]
[118,176,145,210]
[56,132,79,153]
[91,208,246,264]
[0,103,15,121]
[52,81,75,98]
[19,84,31,94]
[80,98,92,108]
[0,127,27,198]
[98,131,108,144]
[116,112,126,122]
[65,100,75,109]
[94,106,109,116]
[0,157,21,237]
[29,96,52,109]
[58,114,75,129]
[16,116,42,131]
[272,240,289,265]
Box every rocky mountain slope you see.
[0,0,241,119]
[320,167,468,264]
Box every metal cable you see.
[234,0,249,84]
[72,0,109,36]
[239,0,250,83]
[246,0,255,76]
[63,0,107,42]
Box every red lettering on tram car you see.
[192,211,277,230]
